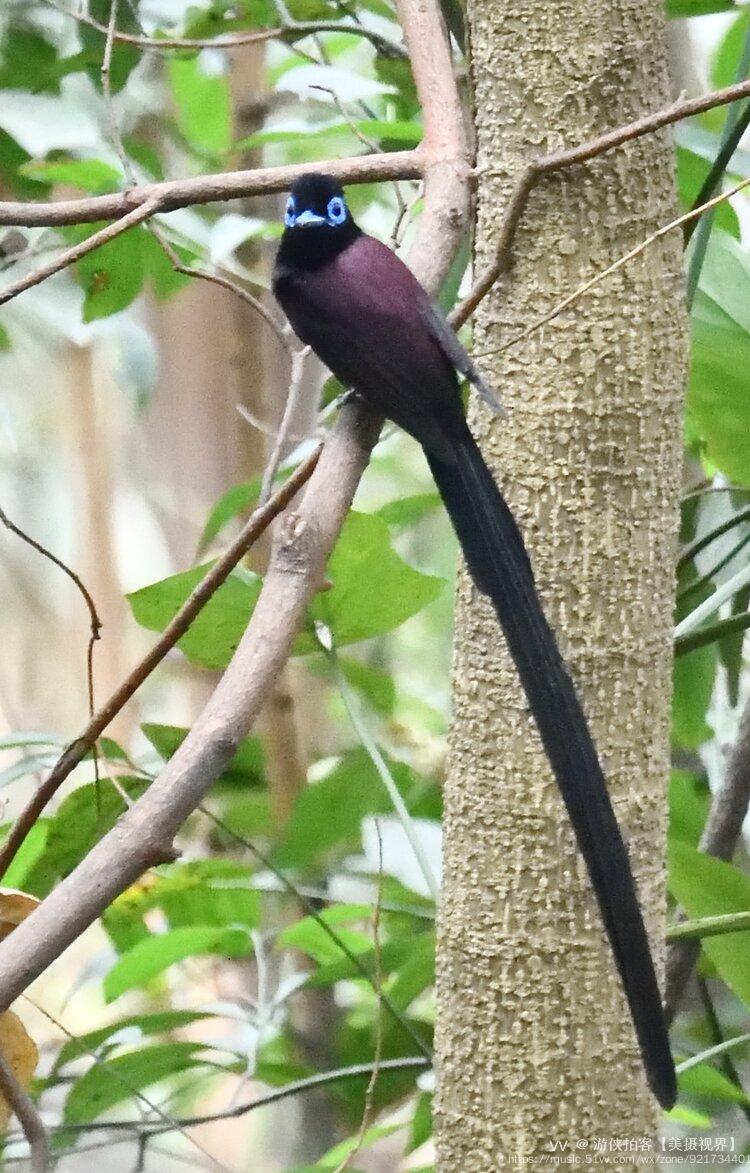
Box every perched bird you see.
[273,171,676,1109]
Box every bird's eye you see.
[326,196,347,225]
[284,195,296,227]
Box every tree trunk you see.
[435,2,685,1163]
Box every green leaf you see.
[62,1042,231,1125]
[669,769,710,848]
[102,860,261,954]
[312,511,444,646]
[142,722,265,786]
[132,512,442,671]
[308,936,425,987]
[276,747,424,869]
[0,130,50,201]
[408,1091,432,1153]
[45,778,149,878]
[315,1124,403,1168]
[719,582,750,704]
[198,477,261,554]
[678,1058,750,1105]
[676,147,739,238]
[669,840,750,1007]
[279,906,372,965]
[672,564,717,748]
[19,157,122,194]
[73,222,146,321]
[712,8,750,89]
[376,493,441,529]
[0,28,59,93]
[141,229,193,300]
[688,230,750,485]
[149,860,262,931]
[0,820,55,898]
[104,926,253,1001]
[53,1010,218,1072]
[339,658,396,716]
[183,0,277,38]
[0,323,10,353]
[78,0,140,93]
[169,56,232,156]
[386,931,435,1008]
[127,563,261,670]
[667,0,735,14]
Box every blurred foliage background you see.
[2,0,750,1167]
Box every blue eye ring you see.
[284,195,296,227]
[327,195,346,225]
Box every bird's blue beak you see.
[293,209,327,227]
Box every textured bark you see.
[435,2,685,1163]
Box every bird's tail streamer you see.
[427,427,676,1109]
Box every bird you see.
[273,171,676,1109]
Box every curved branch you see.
[0,0,469,1012]
[0,153,423,228]
[44,0,407,58]
[0,448,321,879]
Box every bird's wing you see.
[279,243,470,458]
[418,299,505,417]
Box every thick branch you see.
[0,0,469,1012]
[454,74,750,325]
[0,153,423,228]
[0,1050,49,1172]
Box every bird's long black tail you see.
[427,427,676,1110]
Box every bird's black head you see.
[276,172,360,272]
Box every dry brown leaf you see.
[0,1011,39,1130]
[0,888,40,944]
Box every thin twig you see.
[101,0,131,181]
[674,610,750,658]
[332,820,384,1173]
[330,646,440,902]
[676,1031,750,1076]
[453,74,750,330]
[488,173,750,357]
[7,70,750,243]
[687,102,750,238]
[0,448,321,878]
[0,197,162,306]
[150,225,291,357]
[684,22,750,306]
[23,997,229,1170]
[676,530,750,606]
[200,805,432,1060]
[696,977,750,1122]
[674,558,750,639]
[677,506,750,571]
[259,345,311,505]
[0,1049,49,1172]
[0,0,468,1012]
[51,1057,430,1138]
[43,0,407,58]
[665,695,750,1021]
[0,506,101,751]
[309,84,408,234]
